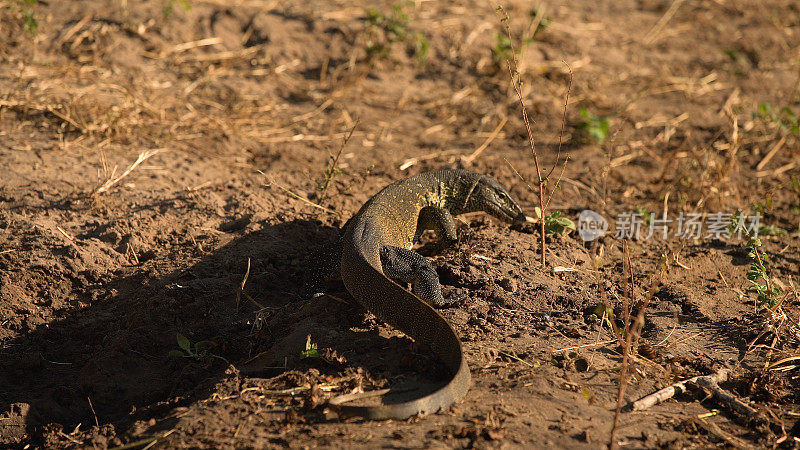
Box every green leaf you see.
[302,334,319,358]
[169,349,186,358]
[415,33,429,68]
[177,333,191,352]
[593,304,613,318]
[759,224,788,236]
[577,108,610,143]
[301,348,321,358]
[22,9,37,34]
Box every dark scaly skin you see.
[328,169,526,420]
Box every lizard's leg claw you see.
[435,291,466,308]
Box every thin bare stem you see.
[545,61,572,181]
[497,5,546,264]
[319,118,359,202]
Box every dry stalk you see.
[259,173,338,215]
[461,117,508,165]
[94,148,161,194]
[608,242,666,449]
[399,149,462,171]
[236,257,264,310]
[643,0,686,45]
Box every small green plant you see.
[753,103,799,135]
[317,119,357,202]
[164,0,190,21]
[491,8,549,64]
[722,48,753,75]
[491,32,514,62]
[635,207,653,227]
[577,108,610,143]
[170,333,226,363]
[592,304,615,330]
[7,0,37,33]
[300,334,320,358]
[744,238,783,309]
[728,213,785,310]
[414,32,429,68]
[364,3,409,60]
[751,196,773,215]
[362,2,429,68]
[534,208,575,235]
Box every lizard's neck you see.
[438,171,483,217]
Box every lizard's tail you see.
[330,217,471,420]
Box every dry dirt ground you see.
[1,0,800,448]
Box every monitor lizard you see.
[307,168,526,420]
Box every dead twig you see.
[237,257,263,309]
[495,7,572,265]
[694,376,768,425]
[609,244,665,449]
[694,418,754,450]
[56,226,74,241]
[644,0,687,45]
[399,149,462,171]
[160,37,222,57]
[87,396,99,427]
[461,117,507,165]
[95,149,161,194]
[626,368,730,412]
[259,171,338,215]
[56,14,94,47]
[754,135,786,171]
[496,5,547,264]
[551,339,617,353]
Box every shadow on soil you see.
[0,219,341,444]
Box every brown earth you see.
[1,0,799,448]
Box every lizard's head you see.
[465,175,527,225]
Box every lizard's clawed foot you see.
[436,292,467,308]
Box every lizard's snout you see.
[513,212,527,224]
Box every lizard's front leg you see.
[415,206,459,248]
[380,245,462,307]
